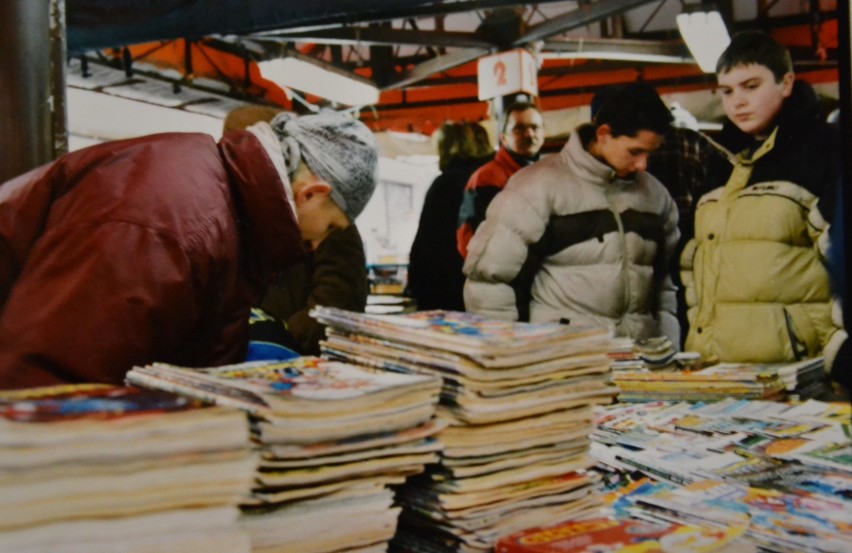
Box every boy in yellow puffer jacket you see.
[680,31,846,381]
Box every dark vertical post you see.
[0,0,59,183]
[838,0,851,301]
[51,0,69,158]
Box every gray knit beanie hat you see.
[269,111,379,221]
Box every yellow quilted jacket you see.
[680,85,845,367]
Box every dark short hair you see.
[716,31,793,82]
[593,82,673,137]
[590,85,619,121]
[499,101,542,134]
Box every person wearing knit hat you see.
[269,111,378,223]
[0,105,378,389]
[222,107,375,360]
[234,109,378,248]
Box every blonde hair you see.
[434,121,494,171]
[222,105,283,132]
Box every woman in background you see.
[408,122,493,311]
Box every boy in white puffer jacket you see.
[464,82,680,345]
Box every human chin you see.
[733,117,770,137]
[612,164,636,179]
[297,218,324,243]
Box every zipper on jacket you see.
[605,188,631,318]
[783,308,808,361]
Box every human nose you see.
[634,154,648,172]
[731,88,747,107]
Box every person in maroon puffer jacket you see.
[0,110,378,389]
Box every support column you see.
[0,0,66,184]
[51,0,69,159]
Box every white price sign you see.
[477,49,538,101]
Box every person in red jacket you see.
[0,110,378,389]
[456,101,544,258]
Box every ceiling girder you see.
[543,37,690,57]
[382,0,670,90]
[513,0,663,45]
[381,48,491,90]
[267,27,493,49]
[66,1,839,112]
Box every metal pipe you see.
[0,0,58,183]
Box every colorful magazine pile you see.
[312,307,619,425]
[311,307,621,552]
[590,398,850,485]
[0,384,255,553]
[611,358,826,402]
[583,398,852,552]
[607,336,687,372]
[625,479,851,553]
[496,516,750,553]
[128,356,443,553]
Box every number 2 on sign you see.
[493,61,507,86]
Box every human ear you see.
[780,72,795,97]
[294,181,333,204]
[595,123,612,143]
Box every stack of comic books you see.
[495,516,752,553]
[611,358,826,402]
[311,307,622,552]
[584,398,852,551]
[0,384,256,553]
[622,478,851,552]
[501,398,851,553]
[590,398,851,484]
[607,336,683,372]
[127,356,443,553]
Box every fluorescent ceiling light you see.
[676,11,731,73]
[258,56,380,106]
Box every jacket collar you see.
[562,124,626,186]
[218,130,306,281]
[719,79,821,155]
[245,121,297,219]
[503,146,540,167]
[493,146,523,172]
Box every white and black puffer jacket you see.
[463,125,681,345]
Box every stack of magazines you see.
[311,307,621,552]
[589,398,851,552]
[495,515,751,553]
[611,358,826,402]
[0,384,256,553]
[495,398,851,553]
[607,336,682,371]
[128,356,443,553]
[617,477,850,552]
[590,398,851,486]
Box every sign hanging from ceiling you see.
[477,49,538,101]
